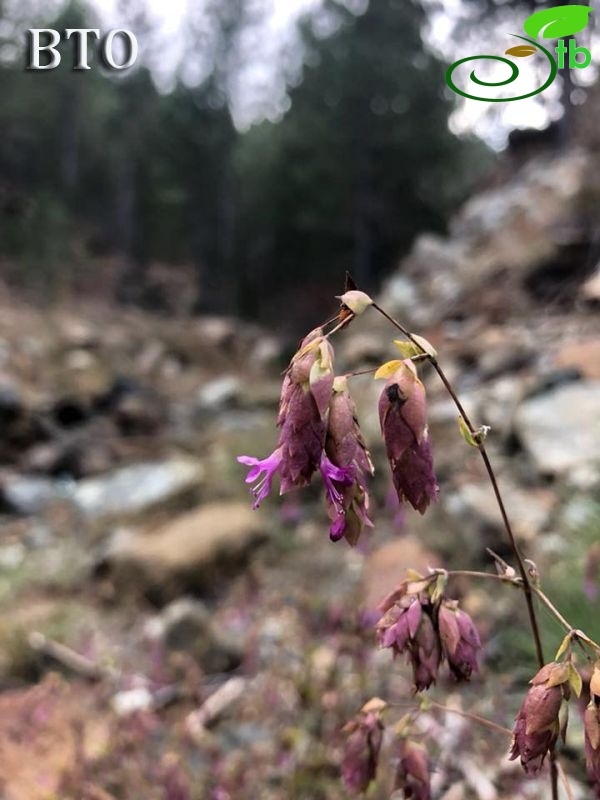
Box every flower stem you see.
[427,700,512,738]
[371,302,545,666]
[371,300,557,799]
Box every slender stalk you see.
[345,366,379,379]
[427,700,513,738]
[443,569,517,584]
[557,761,576,800]
[371,301,557,798]
[372,302,545,665]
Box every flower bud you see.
[341,701,385,794]
[510,662,570,775]
[584,664,600,791]
[395,740,431,800]
[321,378,374,545]
[438,601,482,681]
[337,290,374,315]
[378,361,438,514]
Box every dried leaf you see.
[410,333,437,358]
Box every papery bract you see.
[341,708,384,794]
[438,601,482,681]
[322,377,374,545]
[510,662,570,775]
[395,740,431,800]
[378,361,438,514]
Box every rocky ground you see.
[0,147,598,799]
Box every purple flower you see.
[237,449,283,510]
[341,703,385,794]
[510,662,569,775]
[438,601,482,681]
[321,378,374,545]
[395,740,431,800]
[378,361,438,514]
[238,328,334,507]
[377,596,441,691]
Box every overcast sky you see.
[11,0,594,146]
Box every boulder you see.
[74,457,204,522]
[515,382,600,483]
[100,502,268,600]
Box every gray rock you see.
[1,475,74,515]
[74,457,204,521]
[195,376,242,412]
[515,382,600,482]
[147,597,242,673]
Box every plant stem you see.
[372,302,545,665]
[371,300,558,799]
[427,700,513,738]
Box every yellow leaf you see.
[554,633,572,661]
[505,45,538,57]
[458,416,478,448]
[393,339,421,359]
[374,360,403,380]
[568,664,583,698]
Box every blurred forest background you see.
[0,0,492,326]
[0,1,599,799]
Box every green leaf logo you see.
[523,5,593,40]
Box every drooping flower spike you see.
[378,360,438,514]
[438,600,482,681]
[510,661,571,775]
[341,698,386,795]
[584,663,600,795]
[321,377,374,545]
[376,574,482,691]
[238,328,334,507]
[395,739,432,800]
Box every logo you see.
[446,4,593,102]
[26,29,138,72]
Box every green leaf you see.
[505,45,538,57]
[523,5,593,40]
[458,416,479,448]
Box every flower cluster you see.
[341,699,385,794]
[238,312,440,545]
[509,661,571,774]
[376,575,481,691]
[237,326,382,545]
